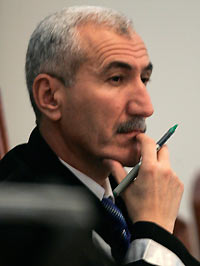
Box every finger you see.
[103,159,127,183]
[136,133,157,164]
[157,145,171,167]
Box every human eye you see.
[108,75,124,86]
[141,76,151,86]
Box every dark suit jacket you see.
[0,127,199,266]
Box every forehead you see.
[78,24,150,71]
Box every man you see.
[0,6,199,266]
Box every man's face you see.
[60,25,154,167]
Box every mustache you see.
[116,117,146,134]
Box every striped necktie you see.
[101,197,131,262]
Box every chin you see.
[120,146,141,167]
[121,157,140,167]
[113,150,140,167]
[102,140,141,166]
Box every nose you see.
[126,83,154,118]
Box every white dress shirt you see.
[59,158,185,266]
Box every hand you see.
[103,159,128,183]
[107,134,184,233]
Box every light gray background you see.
[1,0,200,256]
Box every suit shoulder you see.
[0,144,28,181]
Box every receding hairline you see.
[25,5,134,123]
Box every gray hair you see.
[25,6,133,121]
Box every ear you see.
[32,74,63,121]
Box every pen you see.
[113,124,178,197]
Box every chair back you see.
[173,217,191,252]
[0,89,9,159]
[193,172,200,247]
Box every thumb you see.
[103,159,127,184]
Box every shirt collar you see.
[59,158,114,201]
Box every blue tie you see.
[101,197,131,262]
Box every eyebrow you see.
[143,62,153,73]
[101,61,132,74]
[100,61,153,75]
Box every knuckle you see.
[178,180,184,192]
[143,162,157,175]
[172,172,184,192]
[164,168,173,177]
[159,166,173,179]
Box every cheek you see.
[66,85,125,137]
[78,99,120,146]
[92,97,122,127]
